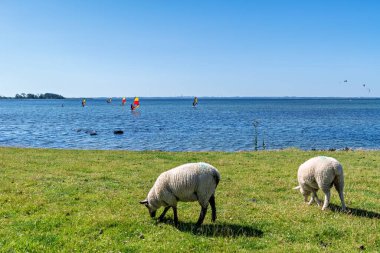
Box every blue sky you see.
[0,0,379,97]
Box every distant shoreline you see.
[0,93,65,99]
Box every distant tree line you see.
[13,93,65,99]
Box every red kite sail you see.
[131,97,140,110]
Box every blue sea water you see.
[0,98,379,151]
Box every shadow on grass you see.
[159,219,263,237]
[329,204,380,219]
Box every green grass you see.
[0,147,379,252]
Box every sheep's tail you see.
[199,162,220,187]
[212,169,221,187]
[333,163,344,192]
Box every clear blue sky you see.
[0,0,379,97]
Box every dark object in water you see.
[76,128,97,135]
[84,129,97,135]
[114,130,124,135]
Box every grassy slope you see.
[0,148,379,252]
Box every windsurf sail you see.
[131,97,140,110]
[192,97,198,107]
[122,97,126,106]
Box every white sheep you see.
[293,156,346,211]
[140,162,220,226]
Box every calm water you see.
[0,98,379,151]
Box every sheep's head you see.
[139,199,157,218]
[293,185,310,201]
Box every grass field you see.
[0,147,379,252]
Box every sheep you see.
[293,156,346,211]
[140,162,220,227]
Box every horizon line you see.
[1,95,379,99]
[58,96,380,99]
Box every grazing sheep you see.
[140,162,220,226]
[293,156,346,211]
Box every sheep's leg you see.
[209,194,216,222]
[335,186,346,211]
[309,191,321,206]
[308,193,315,205]
[172,206,179,226]
[315,194,322,206]
[321,189,331,210]
[334,176,346,211]
[158,206,171,222]
[196,206,208,227]
[337,189,346,211]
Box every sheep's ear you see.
[139,200,148,204]
[293,186,301,190]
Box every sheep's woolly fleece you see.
[147,162,220,210]
[295,156,346,210]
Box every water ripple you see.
[1,98,380,151]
